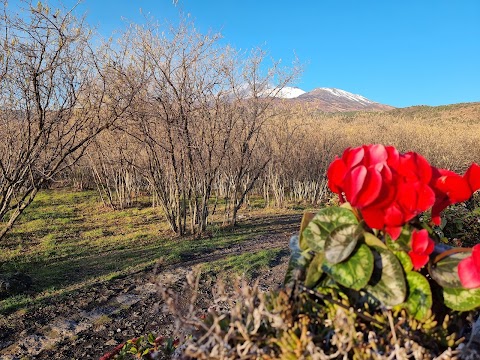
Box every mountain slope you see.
[293,87,394,112]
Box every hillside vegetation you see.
[274,101,480,172]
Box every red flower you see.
[458,244,480,289]
[464,163,480,192]
[430,163,480,225]
[327,145,480,237]
[408,229,435,270]
[327,145,435,239]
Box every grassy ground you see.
[0,189,304,313]
[200,248,286,279]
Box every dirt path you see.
[0,216,300,359]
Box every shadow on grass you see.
[2,246,159,293]
[1,191,303,314]
[0,224,279,311]
[268,248,290,267]
[228,213,302,235]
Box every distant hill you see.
[387,102,480,121]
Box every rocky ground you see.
[0,227,297,359]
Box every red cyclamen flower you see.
[458,244,480,289]
[408,229,435,270]
[430,163,480,225]
[327,144,435,239]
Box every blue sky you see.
[9,0,480,107]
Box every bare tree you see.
[0,1,136,239]
[222,49,301,225]
[118,20,231,235]
[113,18,300,235]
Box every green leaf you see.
[324,224,362,264]
[302,221,325,252]
[315,206,359,230]
[365,246,407,306]
[299,212,316,250]
[284,235,310,285]
[403,272,432,321]
[429,251,470,289]
[364,232,387,249]
[305,252,325,288]
[443,287,480,311]
[385,227,411,252]
[148,333,155,345]
[303,207,358,252]
[322,244,373,291]
[395,251,413,273]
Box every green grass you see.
[0,189,300,314]
[200,248,285,280]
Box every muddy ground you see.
[0,217,299,359]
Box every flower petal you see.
[327,158,347,194]
[383,203,404,227]
[361,207,385,230]
[411,229,430,253]
[386,226,402,241]
[434,173,471,203]
[416,183,436,211]
[369,178,396,209]
[458,256,480,289]
[396,180,418,213]
[412,153,433,183]
[386,146,399,168]
[464,163,480,193]
[408,250,429,270]
[344,166,367,206]
[354,167,383,207]
[366,144,388,165]
[343,146,365,168]
[398,152,432,183]
[412,229,433,255]
[425,237,435,254]
[472,244,480,268]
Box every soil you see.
[0,214,300,359]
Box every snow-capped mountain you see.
[262,86,393,112]
[288,87,393,112]
[308,88,374,105]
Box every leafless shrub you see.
[0,0,137,239]
[92,18,301,235]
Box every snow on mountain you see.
[316,88,374,105]
[267,87,378,104]
[275,87,306,99]
[261,86,306,99]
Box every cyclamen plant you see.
[288,144,480,318]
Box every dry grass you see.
[273,102,480,174]
[160,272,463,360]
